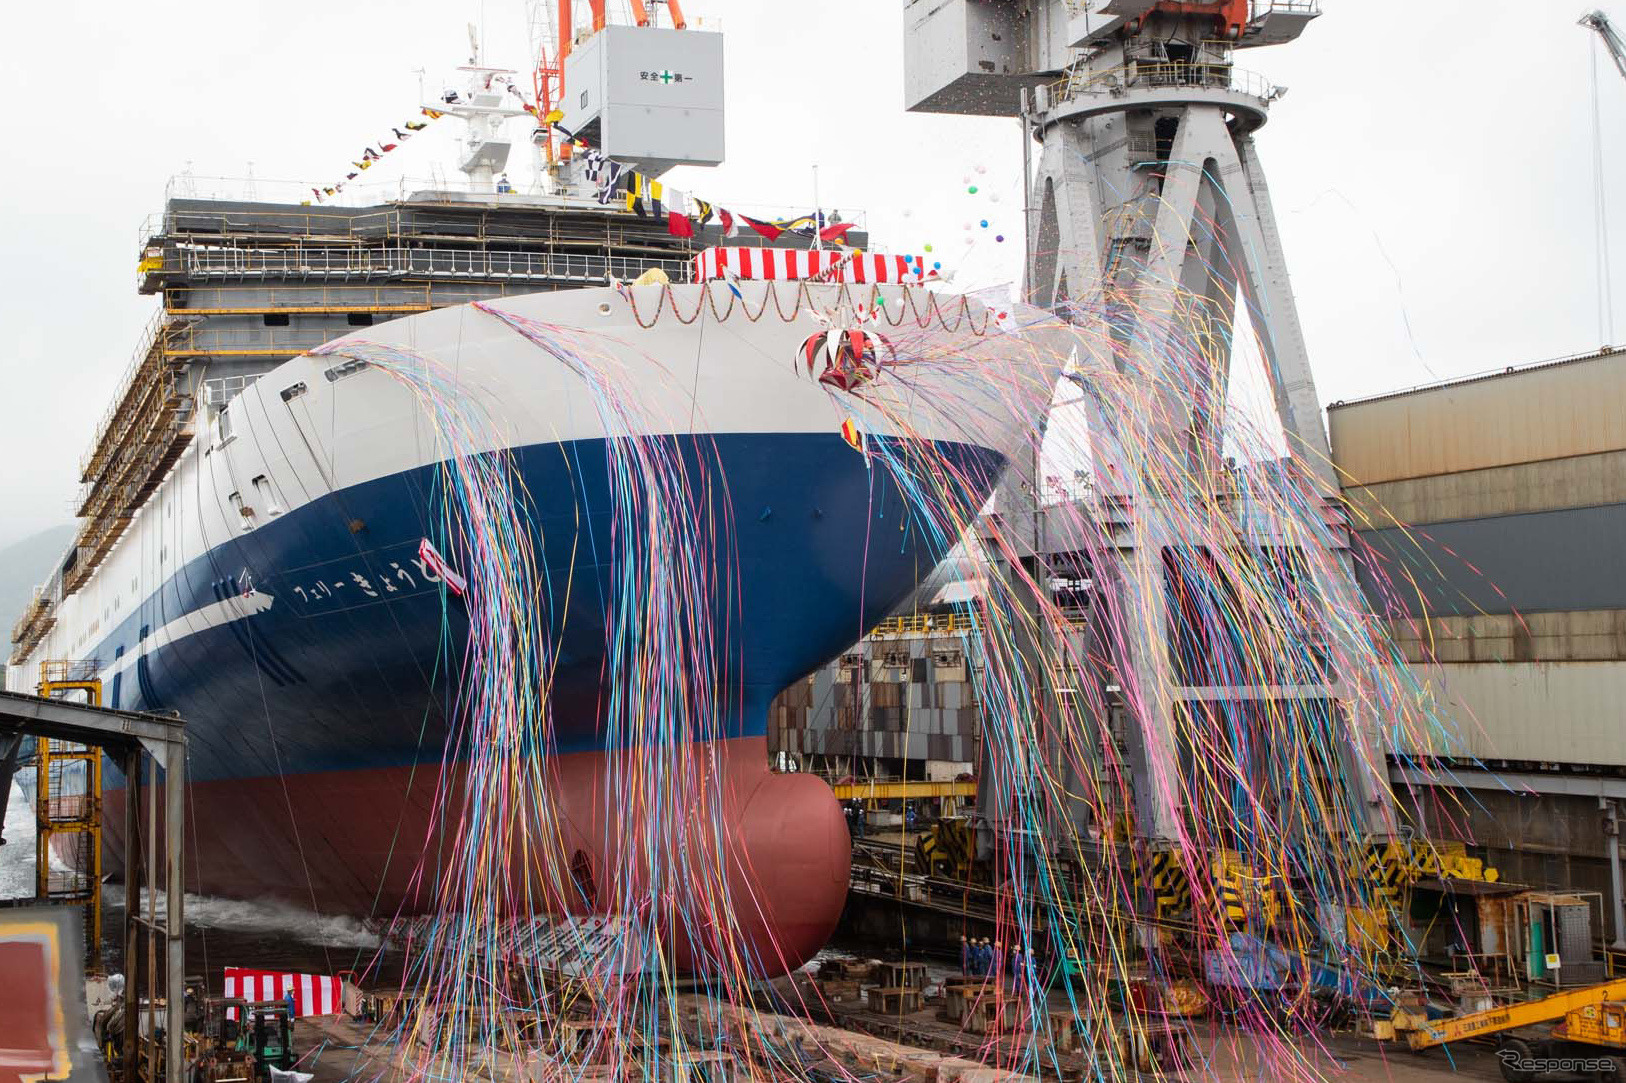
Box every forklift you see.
[193,998,294,1083]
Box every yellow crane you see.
[1388,978,1626,1081]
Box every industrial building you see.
[1330,345,1626,931]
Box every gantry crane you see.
[1582,10,1626,85]
[529,0,689,168]
[906,0,1398,852]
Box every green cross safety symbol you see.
[658,70,674,84]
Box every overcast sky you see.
[1,0,1622,545]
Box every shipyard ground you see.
[62,818,1570,1082]
[286,996,1508,1082]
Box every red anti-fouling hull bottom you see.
[101,737,851,976]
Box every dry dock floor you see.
[288,1000,1512,1082]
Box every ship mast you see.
[433,27,532,192]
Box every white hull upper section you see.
[14,282,1071,682]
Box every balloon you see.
[924,243,934,252]
[968,185,979,194]
[980,219,989,228]
[995,235,1005,243]
[904,254,914,263]
[975,164,987,174]
[933,261,942,270]
[963,222,973,230]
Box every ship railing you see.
[141,206,403,249]
[160,324,340,358]
[161,172,590,208]
[148,175,870,240]
[870,613,980,638]
[1041,61,1277,110]
[154,174,669,223]
[40,659,100,684]
[174,244,695,285]
[167,280,723,324]
[162,283,440,315]
[1253,1,1320,15]
[157,171,852,220]
[163,173,463,211]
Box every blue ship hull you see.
[77,431,1003,961]
[95,432,1001,776]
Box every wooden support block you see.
[866,986,924,1014]
[1046,1010,1079,1054]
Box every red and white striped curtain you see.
[691,247,934,283]
[223,967,342,1018]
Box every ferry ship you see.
[6,42,1071,974]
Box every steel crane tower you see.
[905,0,1397,844]
[1582,9,1626,85]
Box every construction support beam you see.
[165,738,186,1083]
[0,689,186,1083]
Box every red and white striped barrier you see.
[224,967,343,1018]
[691,247,936,283]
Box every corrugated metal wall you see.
[1329,348,1626,485]
[1343,450,1626,528]
[1331,349,1626,775]
[1385,609,1626,664]
[1355,502,1626,616]
[1404,661,1626,767]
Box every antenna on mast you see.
[433,49,529,191]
